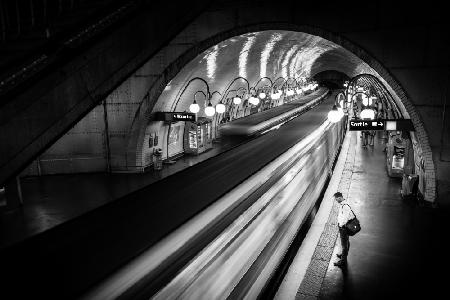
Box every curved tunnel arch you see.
[125,22,436,202]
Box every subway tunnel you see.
[0,0,449,299]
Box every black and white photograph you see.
[0,1,449,299]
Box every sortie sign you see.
[349,119,415,131]
[349,119,384,131]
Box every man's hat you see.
[333,192,343,197]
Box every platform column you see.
[5,177,23,210]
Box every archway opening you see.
[126,28,435,202]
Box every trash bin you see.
[153,148,163,170]
[401,174,418,199]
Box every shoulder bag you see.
[344,204,361,236]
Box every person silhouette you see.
[333,192,355,267]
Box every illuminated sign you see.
[384,119,414,131]
[154,112,196,122]
[349,119,384,131]
[349,119,414,131]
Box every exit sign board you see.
[349,119,414,131]
[349,119,384,131]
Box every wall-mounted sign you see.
[154,112,196,122]
[349,119,415,131]
[349,119,384,131]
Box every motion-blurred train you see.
[84,89,347,300]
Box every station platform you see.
[2,109,449,299]
[0,96,338,299]
[0,139,234,248]
[0,89,327,249]
[276,130,450,300]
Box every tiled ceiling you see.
[155,30,375,114]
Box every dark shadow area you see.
[314,69,350,90]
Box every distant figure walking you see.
[333,192,356,267]
[362,130,370,147]
[368,130,375,146]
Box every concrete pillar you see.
[5,177,23,210]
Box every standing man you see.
[333,192,354,267]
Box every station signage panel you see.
[349,119,384,131]
[349,119,414,131]
[154,112,197,122]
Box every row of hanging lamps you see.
[187,78,320,117]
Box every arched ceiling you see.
[154,30,376,115]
